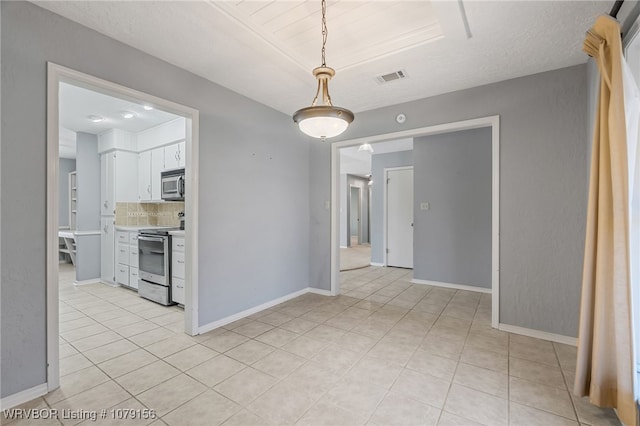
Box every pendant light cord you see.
[321,0,327,67]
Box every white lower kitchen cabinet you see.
[171,235,185,304]
[129,267,139,290]
[172,277,185,305]
[116,230,140,290]
[116,264,129,286]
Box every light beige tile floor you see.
[3,263,622,426]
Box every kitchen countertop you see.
[115,225,176,232]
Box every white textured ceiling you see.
[60,82,180,134]
[36,1,611,117]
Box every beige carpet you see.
[340,244,371,271]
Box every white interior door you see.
[387,168,413,268]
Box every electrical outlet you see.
[420,202,430,211]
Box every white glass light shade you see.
[293,103,354,139]
[298,116,349,139]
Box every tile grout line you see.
[554,341,581,424]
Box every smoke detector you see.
[376,69,408,84]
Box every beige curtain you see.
[575,15,637,426]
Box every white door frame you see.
[383,166,414,268]
[331,115,500,328]
[46,63,200,391]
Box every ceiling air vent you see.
[376,69,408,84]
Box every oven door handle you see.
[138,235,165,243]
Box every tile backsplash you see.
[115,202,184,227]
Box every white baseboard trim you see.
[340,246,348,249]
[198,287,310,335]
[498,323,577,346]
[370,262,385,267]
[411,278,491,294]
[74,278,101,286]
[0,383,48,410]
[308,287,332,296]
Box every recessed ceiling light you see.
[121,111,136,119]
[87,115,105,123]
[143,105,154,111]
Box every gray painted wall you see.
[58,158,76,228]
[75,237,101,282]
[75,133,100,232]
[75,132,101,281]
[309,142,331,291]
[310,65,588,337]
[413,128,492,288]
[1,1,309,398]
[370,151,413,264]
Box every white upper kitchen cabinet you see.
[101,151,138,214]
[164,141,186,170]
[139,148,166,202]
[138,150,152,201]
[100,152,116,215]
[151,147,165,200]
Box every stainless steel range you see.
[138,227,181,305]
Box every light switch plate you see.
[420,202,430,210]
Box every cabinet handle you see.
[177,260,184,264]
[104,201,108,208]
[147,185,151,194]
[104,225,108,233]
[177,244,184,248]
[177,285,184,289]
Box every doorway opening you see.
[46,63,200,391]
[331,116,500,328]
[349,185,362,246]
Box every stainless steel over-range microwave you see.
[161,168,185,201]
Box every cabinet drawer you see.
[129,232,139,244]
[172,277,185,305]
[117,243,129,265]
[116,265,129,286]
[117,231,129,244]
[129,267,139,290]
[129,245,139,268]
[172,237,185,253]
[172,251,185,279]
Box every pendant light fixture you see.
[357,143,374,153]
[293,0,354,140]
